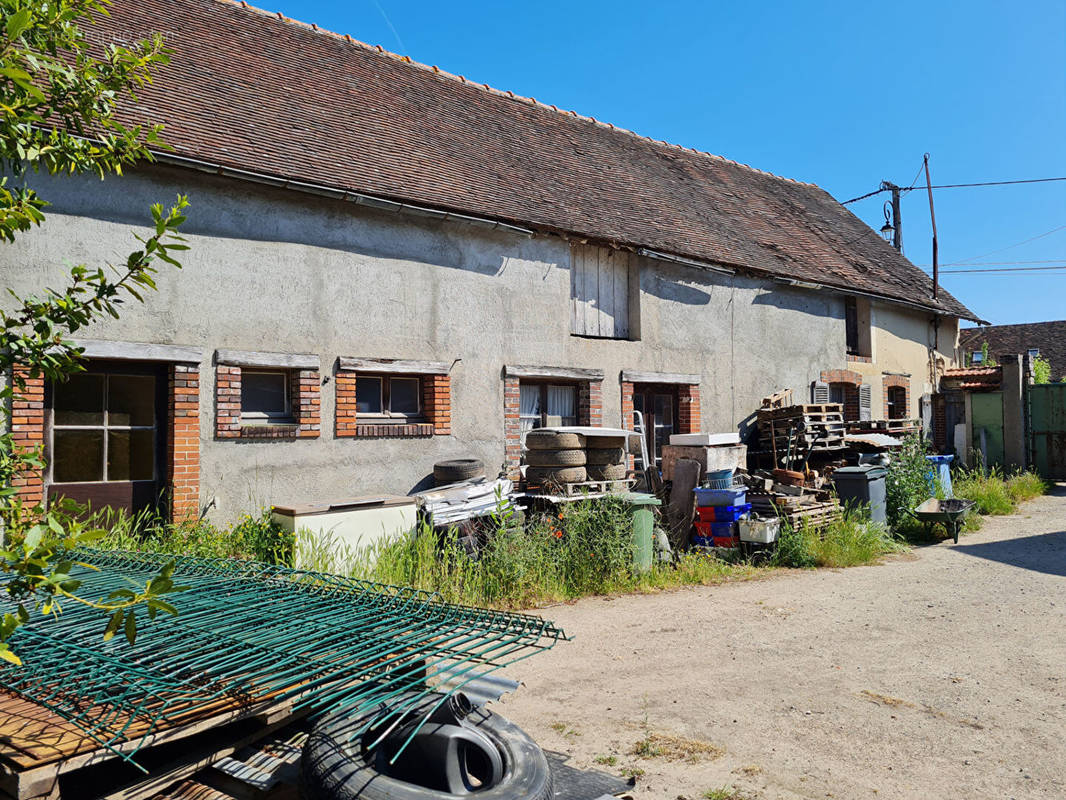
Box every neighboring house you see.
[2,0,981,521]
[959,321,1066,380]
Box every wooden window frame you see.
[47,365,163,487]
[518,379,578,430]
[240,369,293,423]
[886,385,907,420]
[357,374,424,422]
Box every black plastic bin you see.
[831,465,888,525]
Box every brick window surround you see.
[167,363,201,522]
[9,365,45,508]
[503,366,604,478]
[621,374,701,468]
[883,374,911,420]
[11,357,201,523]
[821,368,863,422]
[215,350,321,440]
[335,357,451,439]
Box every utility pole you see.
[879,181,903,252]
[922,153,939,301]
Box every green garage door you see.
[1029,384,1066,479]
[971,392,1004,468]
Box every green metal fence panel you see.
[0,550,568,768]
[1029,384,1066,478]
[971,392,1004,467]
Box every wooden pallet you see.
[526,478,635,496]
[757,403,843,421]
[750,496,841,529]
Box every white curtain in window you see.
[547,385,577,425]
[519,384,541,432]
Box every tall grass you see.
[954,467,1048,516]
[90,506,292,563]
[773,508,904,568]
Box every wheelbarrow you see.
[909,497,975,543]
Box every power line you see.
[949,223,1066,264]
[939,265,1066,274]
[918,259,1066,267]
[840,175,1066,204]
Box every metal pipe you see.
[637,247,735,276]
[923,153,939,300]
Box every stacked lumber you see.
[757,404,846,453]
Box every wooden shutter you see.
[811,381,830,404]
[859,385,873,421]
[570,244,630,339]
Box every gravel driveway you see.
[500,486,1066,800]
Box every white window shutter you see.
[571,244,630,339]
[811,381,830,404]
[859,385,873,421]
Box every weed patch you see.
[772,508,904,568]
[630,732,723,763]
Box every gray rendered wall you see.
[3,165,848,518]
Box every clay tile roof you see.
[959,321,1066,380]
[98,0,980,321]
[943,366,1002,378]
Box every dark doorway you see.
[46,360,167,517]
[632,384,679,468]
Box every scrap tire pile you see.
[523,431,587,486]
[522,431,630,489]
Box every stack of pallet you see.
[846,418,921,437]
[747,492,842,529]
[757,403,846,455]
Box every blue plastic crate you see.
[703,468,735,490]
[696,503,752,523]
[693,487,747,507]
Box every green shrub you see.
[885,433,932,532]
[1033,356,1052,384]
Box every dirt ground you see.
[499,486,1066,800]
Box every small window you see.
[1028,348,1040,358]
[357,375,422,419]
[241,370,291,420]
[845,297,872,357]
[886,386,907,420]
[971,351,984,364]
[519,382,577,433]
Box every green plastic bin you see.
[621,492,661,572]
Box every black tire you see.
[587,463,627,481]
[586,447,626,465]
[586,435,627,449]
[524,430,585,450]
[524,449,587,467]
[301,694,553,800]
[433,459,485,485]
[524,466,587,485]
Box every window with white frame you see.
[519,382,577,434]
[356,374,422,420]
[970,351,984,365]
[241,370,291,422]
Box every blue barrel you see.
[926,454,954,498]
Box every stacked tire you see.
[523,431,587,487]
[585,436,628,481]
[523,431,630,487]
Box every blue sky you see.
[271,0,1065,327]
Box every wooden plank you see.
[336,357,449,375]
[71,340,203,365]
[0,695,295,800]
[596,245,610,338]
[504,365,605,380]
[621,371,701,385]
[583,245,597,337]
[214,350,319,370]
[614,250,629,339]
